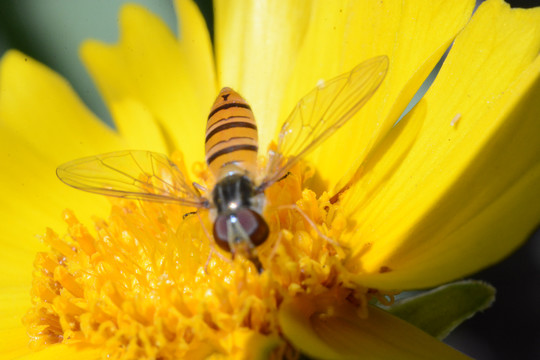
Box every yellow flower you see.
[1,0,539,359]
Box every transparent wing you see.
[260,56,388,188]
[57,150,209,207]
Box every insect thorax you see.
[212,174,259,214]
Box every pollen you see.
[24,154,392,359]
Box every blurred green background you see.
[0,1,538,359]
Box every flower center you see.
[23,153,392,359]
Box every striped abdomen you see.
[205,87,259,178]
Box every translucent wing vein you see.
[261,56,388,188]
[57,150,208,207]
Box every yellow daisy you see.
[1,0,539,359]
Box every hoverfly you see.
[57,56,388,270]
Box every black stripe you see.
[209,115,250,129]
[208,103,252,119]
[205,122,256,143]
[207,144,258,165]
[207,136,254,153]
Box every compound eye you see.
[213,215,230,251]
[212,210,270,252]
[236,209,269,246]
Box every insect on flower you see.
[57,56,388,271]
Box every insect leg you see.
[192,182,207,195]
[277,171,293,182]
[182,211,198,220]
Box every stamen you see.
[25,157,389,358]
[276,204,340,247]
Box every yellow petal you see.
[0,51,124,163]
[174,0,217,101]
[0,127,119,289]
[346,0,540,289]
[110,99,168,152]
[0,286,32,358]
[279,295,470,360]
[214,0,314,152]
[16,344,100,360]
[81,2,216,165]
[283,0,475,188]
[216,0,473,187]
[212,329,283,360]
[0,52,123,287]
